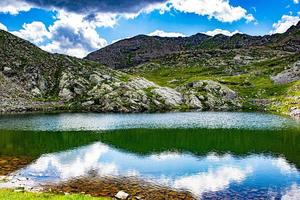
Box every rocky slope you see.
[0,30,241,113]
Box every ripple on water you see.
[0,112,299,131]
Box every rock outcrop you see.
[178,80,241,111]
[0,30,241,113]
[272,61,300,84]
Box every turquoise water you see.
[0,112,300,199]
[0,112,298,131]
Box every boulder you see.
[115,191,129,199]
[152,87,183,107]
[59,88,73,101]
[127,77,157,90]
[272,61,300,84]
[82,100,94,107]
[290,108,300,120]
[89,74,104,85]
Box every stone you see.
[59,88,73,101]
[82,100,94,107]
[89,74,104,85]
[272,61,300,84]
[31,87,41,97]
[2,67,15,77]
[290,109,300,120]
[115,191,129,199]
[152,87,183,107]
[127,77,157,90]
[188,95,203,109]
[102,75,112,80]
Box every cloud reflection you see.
[3,142,300,198]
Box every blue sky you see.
[0,0,299,58]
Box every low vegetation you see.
[0,189,109,200]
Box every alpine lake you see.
[0,112,300,199]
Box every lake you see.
[0,112,300,199]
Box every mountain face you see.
[0,30,241,113]
[85,23,300,119]
[85,33,211,69]
[85,22,300,70]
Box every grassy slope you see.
[132,53,300,115]
[0,190,109,200]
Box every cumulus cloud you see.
[148,30,186,37]
[165,0,255,23]
[23,0,166,14]
[2,0,254,24]
[0,22,7,31]
[270,13,300,34]
[41,11,108,58]
[1,0,255,57]
[203,29,242,36]
[0,0,32,15]
[10,11,108,58]
[12,21,50,44]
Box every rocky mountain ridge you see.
[86,22,300,69]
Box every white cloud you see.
[173,166,252,196]
[163,0,255,23]
[0,22,7,31]
[12,21,50,44]
[41,11,108,58]
[0,0,32,15]
[282,184,300,200]
[1,0,255,58]
[8,11,108,58]
[270,13,300,34]
[148,30,186,37]
[294,0,299,4]
[203,28,242,36]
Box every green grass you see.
[0,190,109,200]
[132,53,300,115]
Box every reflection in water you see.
[0,112,299,131]
[3,142,300,198]
[0,112,300,198]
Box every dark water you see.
[0,112,300,199]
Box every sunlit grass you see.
[0,189,109,200]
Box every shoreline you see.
[1,105,299,121]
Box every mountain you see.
[85,22,300,119]
[86,22,300,70]
[0,30,241,113]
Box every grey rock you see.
[152,87,183,107]
[272,61,300,84]
[115,191,129,199]
[89,74,104,85]
[127,77,157,90]
[290,109,300,120]
[82,100,94,107]
[59,88,73,101]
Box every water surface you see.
[0,112,299,199]
[0,112,298,131]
